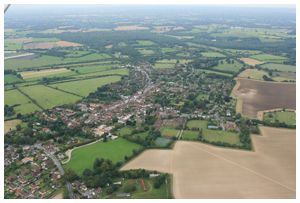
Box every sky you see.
[2,0,297,5]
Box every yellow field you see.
[20,68,71,79]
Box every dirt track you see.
[233,78,296,118]
[121,126,295,199]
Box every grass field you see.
[212,59,243,74]
[196,93,208,101]
[154,59,190,69]
[250,54,288,64]
[161,47,177,53]
[136,40,155,46]
[201,51,225,58]
[20,85,81,109]
[73,64,114,74]
[4,119,22,134]
[74,68,128,78]
[5,53,111,70]
[64,138,142,175]
[197,69,232,77]
[160,128,180,137]
[182,130,199,140]
[238,69,269,80]
[186,120,240,145]
[20,68,72,79]
[116,126,134,136]
[137,49,155,55]
[260,63,296,72]
[264,111,296,125]
[5,89,41,115]
[49,76,121,97]
[155,137,172,147]
[271,71,296,82]
[4,74,23,84]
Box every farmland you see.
[160,128,180,137]
[64,138,142,175]
[122,127,296,198]
[260,63,296,72]
[232,78,296,118]
[211,59,243,74]
[250,54,288,63]
[239,57,264,66]
[238,69,269,80]
[20,68,71,79]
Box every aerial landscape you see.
[3,4,296,199]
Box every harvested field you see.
[232,78,295,118]
[20,68,71,79]
[240,57,264,66]
[23,40,81,49]
[114,25,149,31]
[122,126,295,199]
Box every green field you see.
[73,64,114,74]
[260,63,296,72]
[182,130,199,140]
[137,49,155,55]
[196,93,208,101]
[161,47,177,53]
[212,59,243,73]
[271,71,296,82]
[64,138,142,175]
[4,74,23,84]
[5,53,111,70]
[197,69,232,77]
[5,89,41,115]
[160,128,180,137]
[264,111,296,125]
[116,126,134,136]
[186,120,240,145]
[238,69,269,80]
[74,68,129,79]
[19,85,81,109]
[136,40,155,46]
[49,76,121,97]
[155,137,172,147]
[201,51,226,58]
[154,59,190,69]
[250,54,288,64]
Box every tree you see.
[64,169,78,182]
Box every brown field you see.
[20,68,70,79]
[121,126,295,199]
[23,41,81,49]
[52,191,63,199]
[240,58,264,66]
[114,25,149,31]
[232,78,295,118]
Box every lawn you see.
[49,76,121,97]
[182,130,199,140]
[19,85,81,109]
[250,54,288,64]
[5,89,41,115]
[260,63,296,72]
[116,126,134,136]
[201,51,225,58]
[160,128,180,137]
[64,138,142,175]
[238,69,269,80]
[264,111,296,126]
[186,120,208,130]
[212,59,243,74]
[4,74,23,84]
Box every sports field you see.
[64,138,141,175]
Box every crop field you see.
[19,85,81,109]
[239,58,264,66]
[20,68,72,79]
[212,59,243,73]
[49,76,121,97]
[250,54,288,64]
[264,111,296,125]
[4,74,23,84]
[122,127,296,198]
[160,128,180,137]
[64,138,142,175]
[260,63,296,72]
[238,69,269,80]
[5,53,111,70]
[233,78,296,118]
[201,51,225,58]
[23,40,81,49]
[5,89,41,115]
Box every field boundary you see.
[46,85,84,98]
[16,87,44,110]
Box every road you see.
[35,144,74,198]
